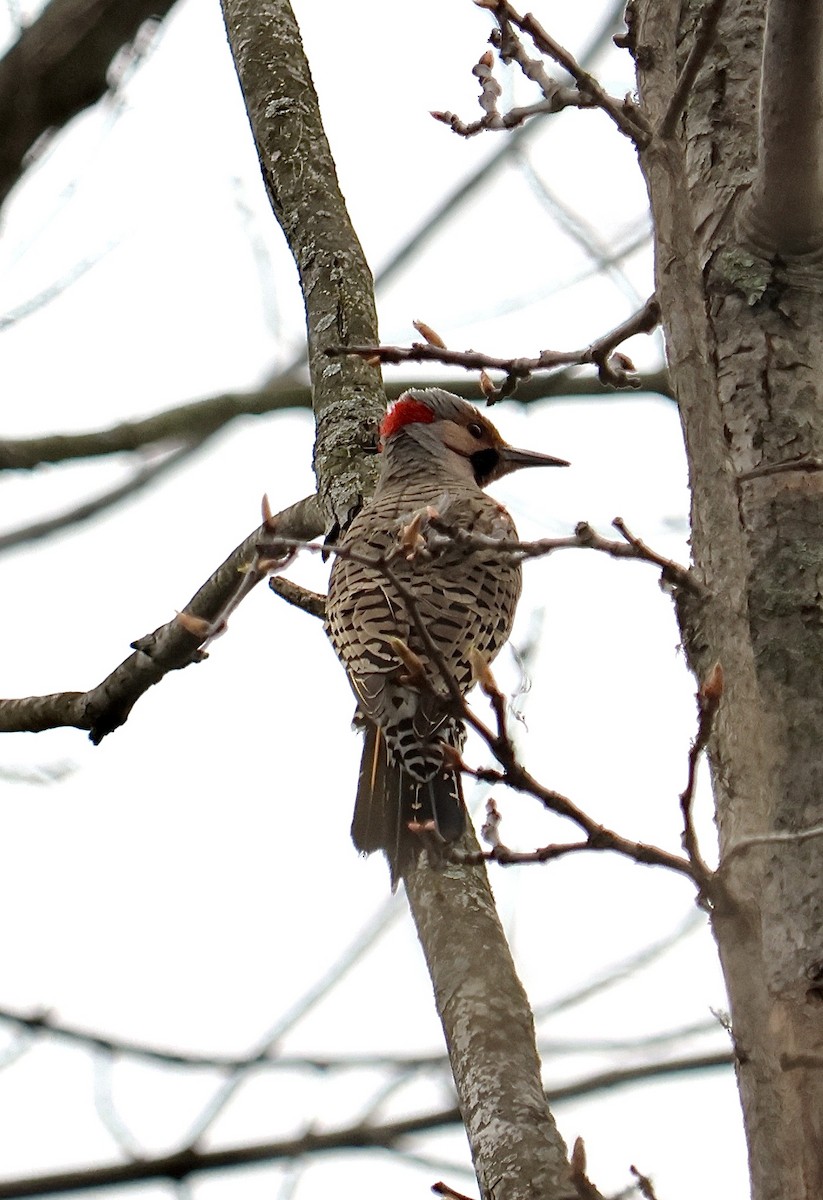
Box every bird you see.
[325,388,569,885]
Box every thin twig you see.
[92,1051,145,1161]
[570,1137,608,1200]
[477,0,652,146]
[432,42,585,136]
[329,298,661,400]
[535,912,703,1020]
[630,1164,660,1200]
[0,367,672,474]
[176,896,404,1147]
[432,1182,475,1200]
[0,1003,717,1072]
[425,514,700,595]
[0,495,323,741]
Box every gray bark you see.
[406,835,576,1200]
[220,2,576,1196]
[635,2,823,1196]
[221,0,383,535]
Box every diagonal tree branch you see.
[0,494,322,742]
[220,5,578,1198]
[221,0,384,536]
[0,0,179,207]
[476,0,651,146]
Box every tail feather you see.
[352,723,465,887]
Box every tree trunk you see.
[635,2,823,1197]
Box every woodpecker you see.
[326,388,568,884]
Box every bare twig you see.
[492,16,572,99]
[0,381,313,471]
[476,0,651,146]
[629,1164,660,1200]
[0,244,118,332]
[570,1137,607,1200]
[432,42,585,137]
[0,495,323,742]
[608,515,698,592]
[452,663,699,883]
[425,514,701,595]
[176,896,403,1148]
[328,298,661,400]
[461,836,601,867]
[0,367,672,474]
[92,1051,145,1160]
[535,910,703,1020]
[0,1003,717,1072]
[268,576,326,618]
[432,1182,475,1200]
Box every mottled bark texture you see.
[407,841,576,1200]
[635,2,823,1197]
[221,0,383,535]
[0,0,179,207]
[221,4,576,1196]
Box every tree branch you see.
[0,0,179,207]
[0,1003,719,1072]
[221,0,384,535]
[474,0,651,146]
[330,297,661,401]
[0,369,672,473]
[219,5,579,1197]
[0,1053,731,1198]
[0,495,322,742]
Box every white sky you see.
[0,1,749,1197]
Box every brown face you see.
[438,415,508,485]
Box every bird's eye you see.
[467,422,484,440]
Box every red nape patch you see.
[379,396,435,442]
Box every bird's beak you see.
[497,445,570,471]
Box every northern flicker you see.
[326,388,568,884]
